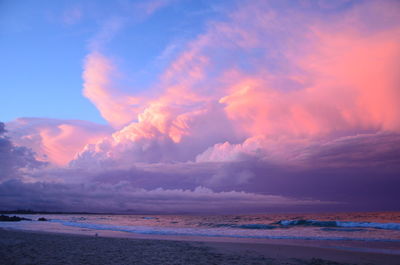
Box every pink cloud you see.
[3,0,400,213]
[218,1,400,139]
[196,137,264,163]
[73,0,400,169]
[7,118,111,166]
[82,52,142,128]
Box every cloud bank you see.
[0,180,324,213]
[2,0,400,213]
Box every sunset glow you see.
[1,0,399,213]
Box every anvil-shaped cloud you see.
[1,0,400,213]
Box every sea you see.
[2,211,400,254]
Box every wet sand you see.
[1,228,399,265]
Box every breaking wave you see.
[277,220,400,230]
[50,219,400,242]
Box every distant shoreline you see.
[0,210,111,215]
[2,209,400,216]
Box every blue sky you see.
[0,0,224,123]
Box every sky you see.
[0,0,400,214]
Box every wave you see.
[142,217,158,220]
[49,219,400,242]
[204,223,276,229]
[320,228,365,232]
[277,220,400,230]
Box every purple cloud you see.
[2,0,400,213]
[0,122,46,181]
[0,179,324,214]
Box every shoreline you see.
[1,228,400,265]
[2,221,400,255]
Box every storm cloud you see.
[1,0,400,213]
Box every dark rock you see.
[38,217,48,221]
[0,215,31,222]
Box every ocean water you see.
[2,212,400,248]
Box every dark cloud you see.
[0,179,323,214]
[1,120,400,213]
[0,122,46,181]
[9,132,397,213]
[0,122,5,135]
[297,133,400,168]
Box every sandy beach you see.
[1,228,399,265]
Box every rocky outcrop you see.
[0,215,31,221]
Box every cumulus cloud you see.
[217,0,400,138]
[61,1,400,213]
[3,0,400,213]
[0,122,46,181]
[6,118,111,166]
[82,52,141,128]
[73,0,400,169]
[196,137,265,163]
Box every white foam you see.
[278,219,400,230]
[50,219,400,242]
[337,221,400,230]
